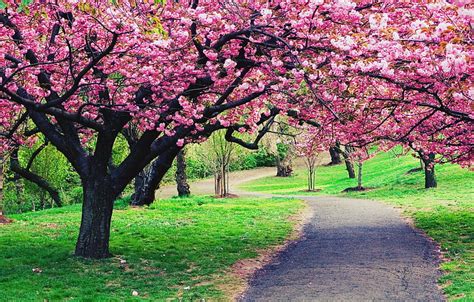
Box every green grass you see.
[0,196,303,301]
[241,151,474,300]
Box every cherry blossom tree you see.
[0,0,319,258]
[0,0,472,259]
[295,129,329,191]
[306,0,473,166]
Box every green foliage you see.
[0,0,33,10]
[3,131,274,214]
[277,142,289,160]
[0,196,302,300]
[185,156,214,179]
[241,151,474,300]
[69,187,84,205]
[3,141,81,214]
[253,147,278,167]
[114,195,132,210]
[3,134,135,214]
[112,135,130,166]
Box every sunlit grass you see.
[0,196,302,301]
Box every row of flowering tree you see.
[0,0,472,258]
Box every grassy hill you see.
[0,197,302,301]
[241,151,474,301]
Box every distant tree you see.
[420,152,437,189]
[210,131,234,197]
[275,143,293,177]
[295,129,328,192]
[175,149,190,197]
[356,161,363,191]
[260,118,296,177]
[347,147,376,191]
[301,148,320,192]
[341,146,356,179]
[413,150,438,189]
[328,142,342,166]
[397,146,438,189]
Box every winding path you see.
[157,168,444,301]
[240,196,443,301]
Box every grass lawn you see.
[241,151,473,301]
[0,196,303,301]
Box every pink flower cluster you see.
[0,0,471,166]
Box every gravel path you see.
[240,196,444,301]
[158,168,444,301]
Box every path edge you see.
[393,206,447,300]
[215,199,313,301]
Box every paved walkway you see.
[241,196,443,301]
[158,168,444,301]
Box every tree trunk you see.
[222,164,227,196]
[329,144,342,165]
[357,161,363,190]
[308,167,316,191]
[175,150,190,197]
[131,155,175,206]
[215,171,222,196]
[422,153,437,189]
[342,146,356,179]
[130,171,155,206]
[131,169,147,204]
[75,177,115,259]
[276,157,293,177]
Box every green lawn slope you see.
[0,196,302,301]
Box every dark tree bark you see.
[122,128,150,206]
[9,148,62,207]
[357,161,363,190]
[175,150,190,197]
[124,127,182,205]
[130,168,159,206]
[342,146,356,179]
[131,149,179,206]
[421,152,437,188]
[276,163,293,177]
[328,142,342,165]
[75,176,115,258]
[131,169,147,204]
[276,156,293,177]
[345,158,356,179]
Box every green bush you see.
[186,157,214,179]
[3,140,82,214]
[67,187,84,205]
[253,147,277,167]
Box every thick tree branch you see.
[9,148,62,207]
